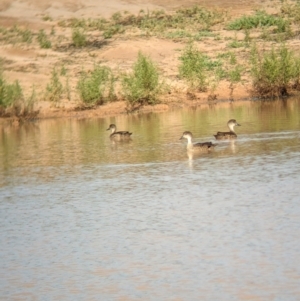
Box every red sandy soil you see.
[0,0,294,121]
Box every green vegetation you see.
[0,74,23,109]
[0,26,33,44]
[77,65,116,105]
[23,86,37,115]
[103,25,124,39]
[72,28,87,47]
[179,43,222,91]
[250,43,300,98]
[60,65,67,76]
[228,64,244,100]
[0,63,38,118]
[59,6,225,39]
[227,37,245,48]
[122,52,164,107]
[228,65,243,83]
[281,0,300,24]
[21,29,33,43]
[2,1,300,118]
[227,10,289,33]
[164,29,216,41]
[45,68,63,102]
[42,15,53,22]
[179,43,208,91]
[37,29,51,48]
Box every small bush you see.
[0,78,23,109]
[281,1,300,24]
[250,43,299,98]
[11,86,39,119]
[122,52,163,106]
[45,68,63,102]
[37,29,51,49]
[77,65,116,105]
[0,63,22,108]
[42,15,53,21]
[227,11,289,33]
[72,28,87,47]
[179,43,208,91]
[228,65,243,83]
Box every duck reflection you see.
[229,140,237,154]
[109,137,133,149]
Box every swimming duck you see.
[106,124,132,140]
[180,131,216,151]
[214,119,241,140]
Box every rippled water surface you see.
[1,99,300,300]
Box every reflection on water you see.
[1,99,300,300]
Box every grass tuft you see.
[37,29,51,49]
[72,28,87,47]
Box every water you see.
[1,99,300,301]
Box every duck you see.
[106,124,132,140]
[214,119,241,140]
[180,131,216,151]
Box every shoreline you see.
[1,91,299,127]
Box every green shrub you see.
[179,43,208,91]
[281,1,300,24]
[0,62,39,118]
[45,68,63,102]
[250,43,299,98]
[122,52,163,106]
[77,65,115,105]
[12,86,38,119]
[292,56,300,89]
[0,78,23,108]
[227,10,289,33]
[228,65,243,83]
[37,29,51,48]
[244,29,251,44]
[0,62,22,109]
[42,15,53,21]
[229,52,237,65]
[72,28,87,47]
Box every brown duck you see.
[106,124,132,140]
[180,131,216,151]
[214,119,241,140]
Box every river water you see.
[1,99,300,301]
